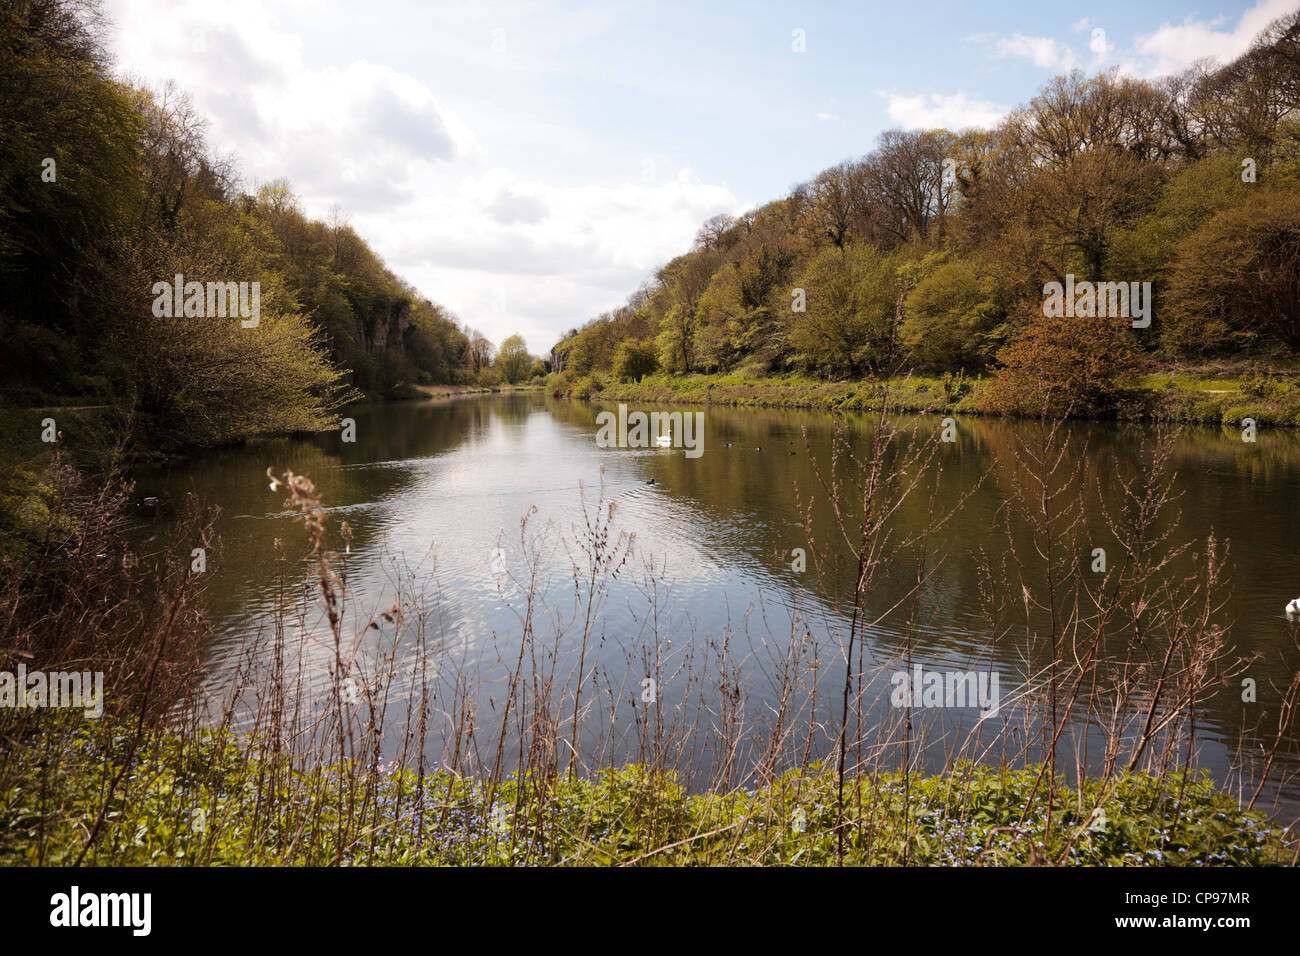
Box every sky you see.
[104,0,1297,356]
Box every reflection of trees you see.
[144,396,502,632]
[560,401,1300,783]
[173,395,1300,809]
[335,397,493,465]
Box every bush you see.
[940,370,971,403]
[544,372,571,398]
[573,373,605,400]
[1239,367,1291,400]
[982,309,1139,417]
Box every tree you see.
[1167,190,1300,353]
[495,334,532,383]
[789,244,900,377]
[0,0,145,398]
[541,13,1300,388]
[0,0,479,442]
[650,250,718,373]
[982,307,1138,417]
[1011,71,1166,278]
[808,163,857,249]
[1107,153,1255,285]
[655,303,697,373]
[694,213,739,251]
[901,259,1003,370]
[613,338,658,382]
[860,129,954,244]
[467,329,495,375]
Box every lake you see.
[135,392,1300,815]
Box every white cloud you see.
[815,112,839,121]
[1125,0,1296,76]
[104,0,741,350]
[994,33,1078,71]
[878,91,1009,131]
[346,166,739,350]
[970,1,1289,84]
[486,187,549,225]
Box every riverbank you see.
[407,382,544,399]
[556,365,1300,427]
[0,717,1287,866]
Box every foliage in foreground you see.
[0,719,1288,867]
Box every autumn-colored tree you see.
[1167,190,1300,353]
[982,308,1139,417]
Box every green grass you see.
[1,717,1288,866]
[411,382,544,399]
[1122,368,1300,426]
[587,372,987,417]
[575,367,1300,428]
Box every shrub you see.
[982,309,1139,417]
[573,373,605,400]
[1239,367,1291,400]
[940,370,971,403]
[545,372,572,398]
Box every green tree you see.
[655,303,698,374]
[901,260,1003,371]
[0,0,145,399]
[613,338,659,382]
[790,244,900,377]
[495,334,532,383]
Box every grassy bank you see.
[0,717,1287,866]
[581,371,986,416]
[560,365,1300,427]
[408,382,544,399]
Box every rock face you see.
[362,300,411,353]
[338,299,416,388]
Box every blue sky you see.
[106,0,1295,353]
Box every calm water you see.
[137,393,1300,814]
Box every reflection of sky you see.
[151,394,1300,812]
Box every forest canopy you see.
[550,10,1300,416]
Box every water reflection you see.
[137,393,1300,813]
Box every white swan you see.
[655,434,672,447]
[1287,598,1300,616]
